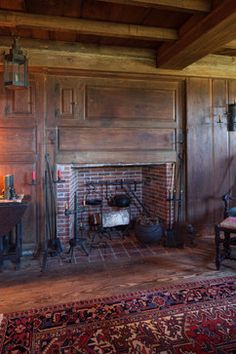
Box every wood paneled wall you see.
[0,73,45,250]
[47,76,183,165]
[1,67,236,250]
[186,77,236,232]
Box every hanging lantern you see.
[3,38,28,89]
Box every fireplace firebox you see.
[56,164,174,246]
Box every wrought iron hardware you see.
[55,108,60,118]
[71,101,78,114]
[4,105,10,115]
[54,83,60,94]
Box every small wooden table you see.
[0,200,28,270]
[215,217,236,270]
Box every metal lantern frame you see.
[3,38,28,89]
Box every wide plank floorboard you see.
[0,235,235,314]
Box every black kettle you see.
[109,194,130,207]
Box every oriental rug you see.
[0,276,236,354]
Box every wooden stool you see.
[215,217,236,270]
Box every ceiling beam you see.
[95,0,211,13]
[215,39,236,55]
[220,39,236,50]
[157,0,236,69]
[1,36,236,79]
[0,36,156,58]
[0,10,177,41]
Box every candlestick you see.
[29,170,40,185]
[53,168,65,184]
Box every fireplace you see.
[56,163,174,245]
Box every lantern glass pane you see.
[3,39,29,89]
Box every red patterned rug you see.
[0,276,236,353]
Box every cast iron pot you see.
[85,198,102,206]
[109,194,130,207]
[134,222,163,244]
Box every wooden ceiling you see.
[0,0,236,70]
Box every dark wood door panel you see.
[4,81,36,118]
[57,150,177,165]
[0,72,45,251]
[212,79,229,221]
[55,81,77,119]
[48,77,84,122]
[58,127,175,151]
[85,85,176,121]
[47,75,182,124]
[0,127,36,154]
[228,80,236,196]
[187,77,236,230]
[186,78,215,228]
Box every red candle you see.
[57,169,61,179]
[32,170,36,181]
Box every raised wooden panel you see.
[0,153,35,163]
[0,72,45,251]
[53,78,83,120]
[186,78,236,232]
[86,85,175,121]
[228,80,236,196]
[59,127,175,151]
[49,75,182,167]
[57,150,177,165]
[186,78,214,229]
[61,88,74,116]
[0,128,36,153]
[57,84,77,119]
[212,79,229,222]
[5,81,35,117]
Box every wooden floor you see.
[0,235,235,314]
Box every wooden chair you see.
[222,191,236,218]
[215,217,236,270]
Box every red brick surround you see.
[56,164,173,244]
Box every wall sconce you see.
[227,103,236,131]
[210,106,227,127]
[212,104,236,131]
[3,38,28,89]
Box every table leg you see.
[15,222,22,270]
[0,236,4,271]
[215,224,221,270]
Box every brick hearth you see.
[56,164,174,245]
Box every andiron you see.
[65,191,90,262]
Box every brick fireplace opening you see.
[56,163,174,246]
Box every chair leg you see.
[223,232,231,258]
[215,224,221,270]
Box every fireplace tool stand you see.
[165,190,182,247]
[42,154,64,272]
[65,191,90,262]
